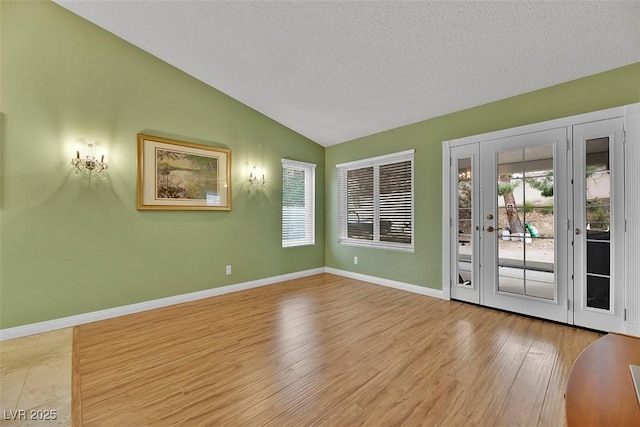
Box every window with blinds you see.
[282,159,316,248]
[337,150,414,252]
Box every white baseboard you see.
[0,267,325,341]
[324,267,445,300]
[625,322,640,338]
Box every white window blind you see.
[337,150,414,252]
[282,159,316,248]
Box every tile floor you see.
[0,328,72,427]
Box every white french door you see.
[572,118,625,331]
[481,128,569,322]
[447,117,625,332]
[450,144,480,304]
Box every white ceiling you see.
[53,1,640,147]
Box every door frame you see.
[442,105,634,332]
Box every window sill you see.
[338,238,414,253]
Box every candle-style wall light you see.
[71,142,108,176]
[248,165,266,186]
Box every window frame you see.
[337,149,415,252]
[281,158,316,248]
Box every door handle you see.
[486,226,495,232]
[575,228,581,235]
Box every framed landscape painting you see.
[137,134,231,211]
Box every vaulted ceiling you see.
[54,1,640,146]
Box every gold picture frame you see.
[137,134,232,211]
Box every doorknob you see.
[575,228,581,235]
[486,214,494,220]
[486,226,495,232]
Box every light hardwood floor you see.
[73,273,600,426]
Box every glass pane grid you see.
[497,146,555,301]
[584,137,612,310]
[456,158,473,288]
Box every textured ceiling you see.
[53,1,640,146]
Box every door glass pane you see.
[587,242,610,276]
[523,145,555,299]
[457,158,472,287]
[497,146,555,300]
[497,149,526,295]
[585,137,611,310]
[586,206,610,236]
[587,275,610,310]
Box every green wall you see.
[325,63,640,289]
[0,1,325,329]
[2,1,638,330]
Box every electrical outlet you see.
[354,256,358,265]
[226,265,232,275]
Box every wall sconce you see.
[248,165,266,186]
[71,142,108,176]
